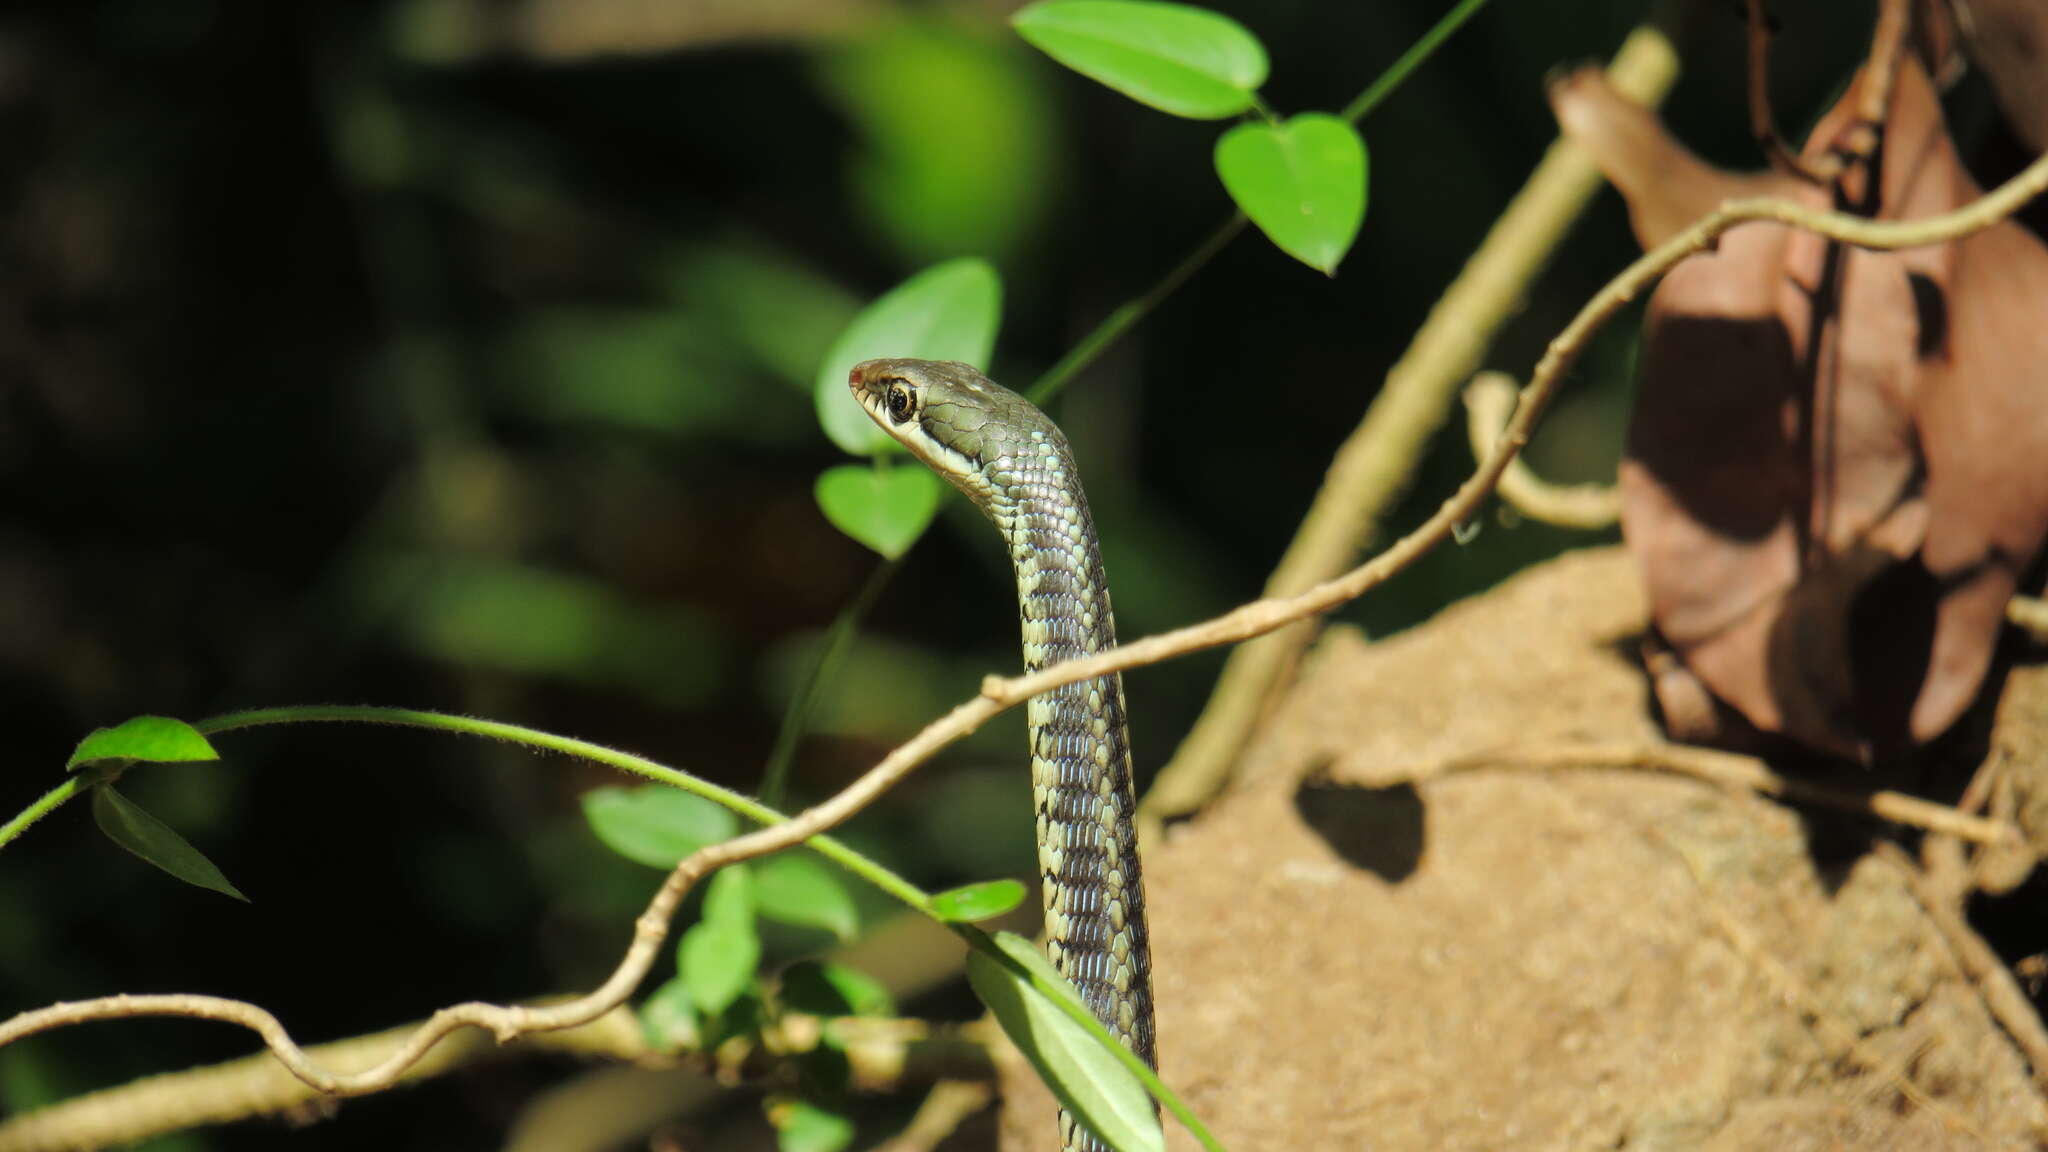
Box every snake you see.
[850,358,1156,1152]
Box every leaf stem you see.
[1342,0,1496,123]
[1026,214,1246,405]
[192,705,933,913]
[1025,0,1496,404]
[0,775,88,852]
[760,556,903,809]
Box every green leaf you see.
[780,960,895,1019]
[91,785,247,902]
[754,853,861,941]
[1214,113,1369,275]
[813,258,1001,456]
[967,931,1162,1152]
[67,716,218,772]
[638,975,701,1051]
[814,16,1060,263]
[815,464,943,560]
[774,1099,855,1152]
[581,785,739,870]
[1012,0,1267,119]
[703,864,756,926]
[931,878,1029,922]
[680,915,762,1016]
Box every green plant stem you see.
[197,706,1215,1144]
[957,925,1224,1152]
[1341,0,1495,122]
[1027,215,1246,405]
[192,705,932,913]
[5,705,1219,1144]
[0,775,88,852]
[1025,0,1497,404]
[762,557,903,810]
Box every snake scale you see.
[851,359,1156,1152]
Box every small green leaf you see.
[703,864,755,926]
[815,463,943,560]
[68,716,218,772]
[638,975,701,1051]
[91,785,247,902]
[581,785,738,870]
[967,931,1161,1152]
[1013,0,1267,119]
[754,853,861,941]
[814,259,1001,455]
[680,915,762,1016]
[931,878,1029,922]
[1214,113,1369,275]
[774,1099,856,1152]
[780,960,895,1019]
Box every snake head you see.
[849,359,1044,505]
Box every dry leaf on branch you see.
[1550,48,2048,762]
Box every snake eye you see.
[885,381,916,424]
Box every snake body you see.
[850,358,1155,1151]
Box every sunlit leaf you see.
[815,464,943,559]
[91,785,247,902]
[754,854,861,941]
[773,1099,856,1152]
[639,975,701,1051]
[67,716,217,772]
[813,259,1001,456]
[780,960,895,1019]
[681,915,761,1016]
[1013,0,1267,119]
[931,878,1029,922]
[581,785,738,870]
[966,930,1162,1152]
[1214,113,1369,274]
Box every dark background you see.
[0,0,1999,1147]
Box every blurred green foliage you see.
[0,0,1922,1147]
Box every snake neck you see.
[986,426,1158,1086]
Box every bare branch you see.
[1138,22,1685,837]
[871,1080,996,1152]
[1743,0,1840,182]
[1431,741,2019,845]
[1462,372,1621,529]
[2009,595,2048,642]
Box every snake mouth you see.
[846,360,963,479]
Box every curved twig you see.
[1430,741,2018,845]
[1461,371,1621,529]
[4,127,2044,1134]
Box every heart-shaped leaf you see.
[815,463,944,559]
[92,784,247,901]
[68,716,218,772]
[966,930,1162,1152]
[581,785,739,869]
[754,853,861,941]
[1214,113,1369,274]
[1013,0,1267,119]
[931,878,1029,922]
[814,259,1001,455]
